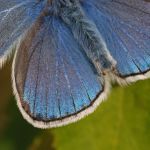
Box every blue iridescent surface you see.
[82,0,150,77]
[0,0,45,57]
[14,16,102,120]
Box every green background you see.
[0,61,150,150]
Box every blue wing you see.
[13,16,106,128]
[0,0,45,63]
[82,0,150,79]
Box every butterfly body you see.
[0,0,150,128]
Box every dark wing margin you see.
[12,16,109,128]
[82,0,150,83]
[0,0,45,67]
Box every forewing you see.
[13,16,106,128]
[82,0,150,80]
[0,0,45,63]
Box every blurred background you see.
[0,60,150,150]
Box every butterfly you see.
[0,0,150,128]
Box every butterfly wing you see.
[82,0,150,82]
[0,0,45,65]
[13,16,107,128]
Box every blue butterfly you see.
[0,0,150,128]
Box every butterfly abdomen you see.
[49,0,117,74]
